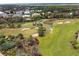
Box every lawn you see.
[39,20,79,56]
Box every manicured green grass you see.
[39,21,79,56]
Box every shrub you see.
[0,41,16,51]
[17,24,21,28]
[38,24,46,37]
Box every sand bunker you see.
[57,22,63,24]
[65,21,71,24]
[21,28,31,31]
[32,33,39,37]
[35,27,39,29]
[0,52,3,56]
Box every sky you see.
[0,0,79,4]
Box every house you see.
[4,10,11,14]
[16,11,23,15]
[69,12,73,16]
[37,10,42,12]
[22,10,31,18]
[12,14,22,17]
[24,10,30,14]
[32,13,41,17]
[25,18,32,21]
[74,9,79,16]
[42,12,45,15]
[53,10,59,13]
[47,11,52,14]
[0,11,8,18]
[12,10,24,17]
[22,15,30,18]
[30,10,34,13]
